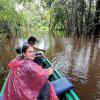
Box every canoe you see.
[0,54,80,100]
[42,55,80,100]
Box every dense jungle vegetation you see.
[0,0,100,38]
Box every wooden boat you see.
[0,54,80,100]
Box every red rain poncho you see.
[4,58,58,100]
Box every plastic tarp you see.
[4,58,58,100]
[0,96,3,100]
[51,77,74,95]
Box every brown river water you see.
[0,36,100,100]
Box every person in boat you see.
[16,36,45,66]
[4,45,59,100]
[16,36,45,54]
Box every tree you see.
[94,0,100,36]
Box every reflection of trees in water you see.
[83,37,100,100]
[0,38,16,72]
[51,36,100,100]
[0,36,100,99]
[47,37,64,59]
[0,38,17,90]
[51,37,100,84]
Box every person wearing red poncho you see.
[4,45,59,100]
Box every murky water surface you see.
[0,36,100,100]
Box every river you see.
[0,35,100,100]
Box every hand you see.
[48,67,53,75]
[42,49,46,52]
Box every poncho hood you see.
[8,58,22,69]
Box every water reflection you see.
[0,35,100,100]
[50,36,100,100]
[0,39,16,70]
[0,38,17,90]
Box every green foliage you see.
[44,0,55,7]
[16,0,32,4]
[44,0,99,36]
[0,0,98,37]
[0,0,50,37]
[48,0,72,35]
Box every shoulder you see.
[23,40,28,46]
[8,58,21,68]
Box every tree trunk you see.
[86,0,92,35]
[72,0,79,37]
[94,0,100,36]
